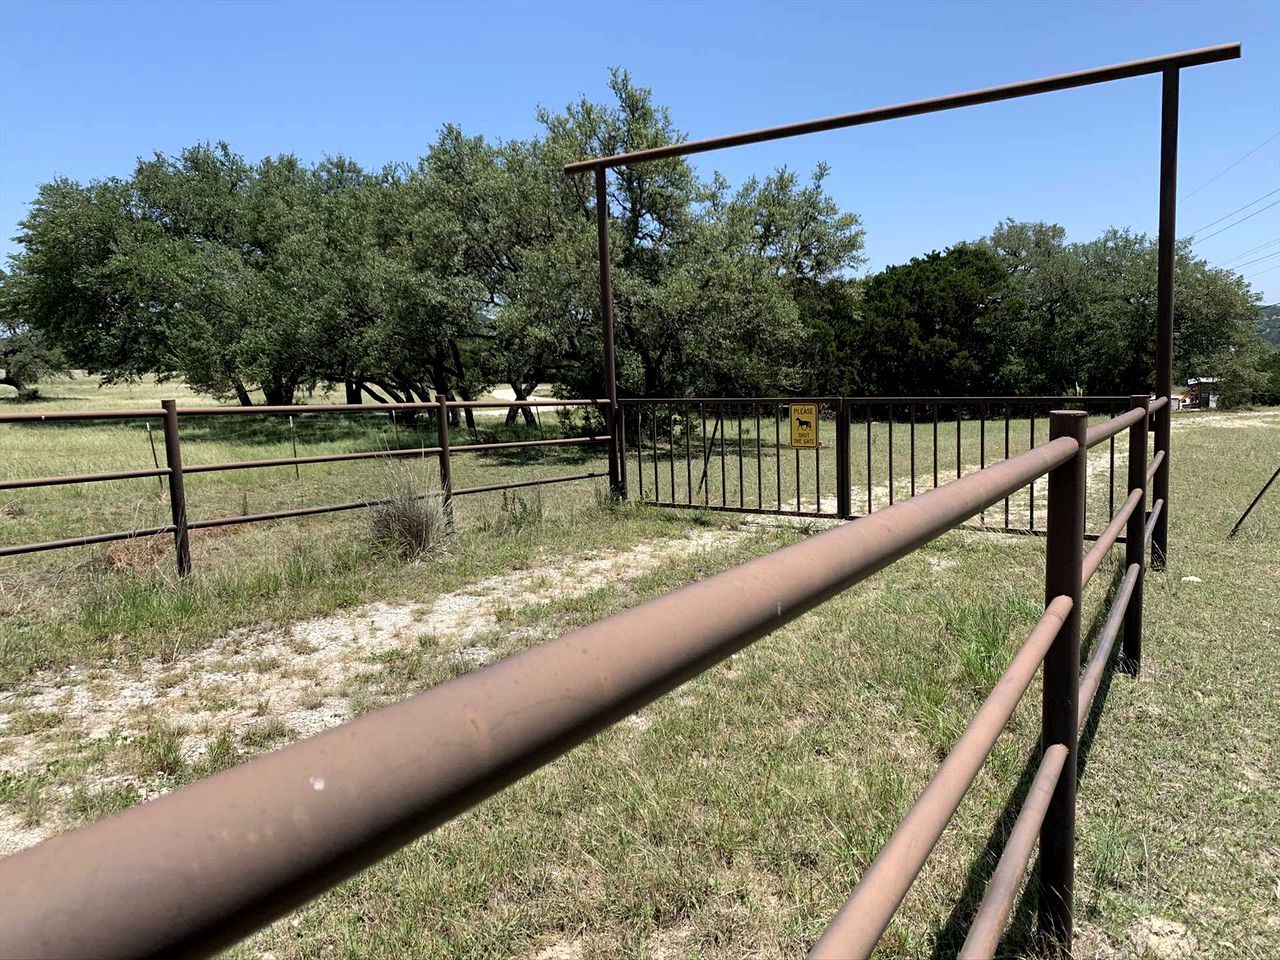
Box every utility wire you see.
[1230,250,1280,271]
[1192,199,1280,245]
[1217,235,1280,266]
[1243,264,1279,282]
[1186,187,1280,237]
[1181,129,1280,203]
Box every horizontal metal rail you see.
[175,399,606,417]
[0,525,176,557]
[0,466,171,491]
[1146,449,1165,487]
[959,743,1070,958]
[1081,488,1143,587]
[0,408,166,423]
[1078,564,1141,726]
[1144,498,1165,551]
[1085,403,1148,448]
[0,435,1078,959]
[451,471,609,497]
[808,595,1073,958]
[565,44,1239,171]
[619,395,1125,405]
[1149,395,1170,413]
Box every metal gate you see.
[618,395,1134,538]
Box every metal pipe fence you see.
[0,398,610,572]
[0,396,1165,957]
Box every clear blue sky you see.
[2,0,1278,303]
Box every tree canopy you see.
[3,72,1272,407]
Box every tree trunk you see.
[345,381,361,404]
[232,380,253,406]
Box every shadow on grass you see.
[928,561,1130,958]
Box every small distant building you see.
[1182,377,1221,410]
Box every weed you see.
[368,461,450,559]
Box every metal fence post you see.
[836,398,851,519]
[1123,395,1149,674]
[436,395,454,529]
[594,166,623,498]
[1040,410,1086,949]
[1153,67,1178,569]
[161,400,192,577]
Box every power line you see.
[1243,264,1279,282]
[1186,187,1280,237]
[1181,129,1280,203]
[1192,199,1280,245]
[1217,235,1280,266]
[1230,250,1280,271]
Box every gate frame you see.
[566,42,1243,568]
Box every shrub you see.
[368,461,450,559]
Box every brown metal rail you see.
[1,401,611,572]
[564,45,1239,171]
[0,401,1166,958]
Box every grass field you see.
[1,376,1278,958]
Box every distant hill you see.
[1257,304,1280,349]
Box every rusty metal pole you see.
[594,166,623,498]
[1153,67,1178,569]
[1039,410,1086,949]
[436,394,454,529]
[836,398,851,519]
[1123,395,1149,674]
[161,400,191,577]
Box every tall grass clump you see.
[367,461,450,559]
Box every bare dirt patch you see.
[0,526,747,853]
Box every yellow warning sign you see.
[790,403,818,448]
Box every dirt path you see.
[0,526,748,854]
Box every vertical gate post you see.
[436,394,454,529]
[836,398,851,519]
[1153,67,1178,569]
[1040,410,1086,949]
[1123,395,1150,674]
[160,400,191,577]
[593,166,623,499]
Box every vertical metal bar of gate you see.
[836,399,851,519]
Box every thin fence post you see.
[1040,409,1086,950]
[160,400,191,577]
[436,395,454,529]
[836,398,851,519]
[1123,395,1149,674]
[289,415,300,481]
[145,422,163,492]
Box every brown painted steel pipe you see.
[451,471,608,498]
[564,44,1239,171]
[174,400,606,417]
[959,743,1070,958]
[1144,498,1164,552]
[0,525,175,557]
[0,466,171,491]
[808,594,1073,959]
[1084,405,1146,449]
[0,436,1077,959]
[0,408,165,423]
[182,446,444,475]
[1146,449,1165,487]
[1078,564,1141,727]
[1149,395,1169,413]
[1081,488,1142,587]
